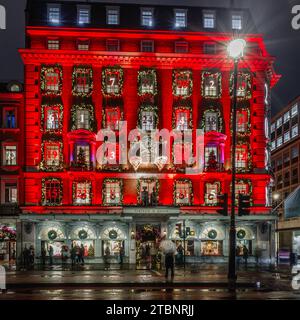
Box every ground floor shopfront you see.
[15,207,277,267]
[0,218,17,266]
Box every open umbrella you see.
[159,240,177,254]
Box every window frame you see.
[203,10,216,29]
[2,143,17,166]
[106,39,120,52]
[140,7,154,27]
[174,41,189,53]
[141,40,154,53]
[106,6,120,25]
[77,5,91,25]
[3,107,17,129]
[232,12,243,30]
[47,38,60,50]
[47,4,61,24]
[174,9,187,28]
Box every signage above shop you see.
[123,207,180,216]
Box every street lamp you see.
[227,38,247,289]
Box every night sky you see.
[0,0,299,115]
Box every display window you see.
[201,240,223,256]
[72,240,95,257]
[175,240,195,256]
[236,240,252,256]
[45,143,60,166]
[45,106,60,130]
[174,180,192,205]
[42,240,65,257]
[204,182,220,205]
[105,107,121,130]
[102,240,124,256]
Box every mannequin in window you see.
[141,186,149,206]
[150,186,158,206]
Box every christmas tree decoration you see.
[102,66,124,97]
[88,244,95,257]
[40,65,63,96]
[72,66,93,97]
[206,150,218,171]
[76,146,87,168]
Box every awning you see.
[284,186,300,219]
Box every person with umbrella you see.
[159,240,176,280]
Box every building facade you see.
[271,96,300,259]
[0,81,23,265]
[16,0,280,266]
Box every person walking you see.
[243,245,249,269]
[23,245,30,267]
[104,246,110,270]
[176,243,184,266]
[119,246,124,266]
[48,245,54,266]
[71,246,76,266]
[79,244,85,265]
[41,247,46,266]
[29,245,35,266]
[165,252,175,279]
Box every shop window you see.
[236,145,248,169]
[43,178,62,205]
[76,109,90,130]
[141,40,154,52]
[103,179,122,205]
[202,72,221,98]
[201,240,223,256]
[236,109,249,133]
[4,108,16,128]
[104,107,121,130]
[103,240,124,257]
[106,39,120,51]
[175,109,190,131]
[73,181,91,205]
[176,240,194,256]
[45,144,60,166]
[174,180,192,205]
[3,145,17,166]
[45,106,60,130]
[4,183,17,203]
[236,240,252,255]
[205,182,220,205]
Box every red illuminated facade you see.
[15,1,280,265]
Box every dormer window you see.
[107,7,119,25]
[175,41,188,53]
[203,10,215,29]
[77,39,90,51]
[77,5,90,24]
[47,4,60,24]
[232,13,242,30]
[141,8,153,27]
[106,39,120,51]
[174,9,187,28]
[141,40,154,52]
[47,39,60,50]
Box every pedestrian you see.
[41,247,46,266]
[104,245,110,270]
[80,244,85,265]
[23,245,30,267]
[243,245,249,269]
[165,252,175,279]
[48,245,54,265]
[76,245,80,264]
[29,245,35,266]
[119,245,124,266]
[236,245,241,268]
[71,246,76,266]
[176,243,184,266]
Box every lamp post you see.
[227,39,247,289]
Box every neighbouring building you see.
[271,95,300,259]
[15,0,280,267]
[0,81,24,266]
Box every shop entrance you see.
[136,224,161,270]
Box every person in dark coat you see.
[243,245,249,269]
[79,244,85,265]
[165,252,175,279]
[41,247,46,266]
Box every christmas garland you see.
[78,229,88,240]
[40,103,64,133]
[137,104,159,130]
[200,108,223,133]
[48,230,58,241]
[208,229,218,240]
[172,69,193,98]
[72,66,93,97]
[102,178,123,206]
[102,66,124,97]
[173,179,193,206]
[70,103,96,132]
[40,64,63,96]
[72,180,92,206]
[201,71,222,99]
[40,140,64,172]
[230,72,252,100]
[137,177,159,204]
[138,68,158,96]
[41,177,63,206]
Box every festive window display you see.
[3,145,17,165]
[232,179,252,204]
[103,107,122,130]
[103,240,124,257]
[173,179,193,206]
[172,69,193,97]
[138,68,158,96]
[72,66,93,96]
[204,182,220,206]
[0,225,16,241]
[202,71,222,98]
[40,141,63,171]
[236,240,252,255]
[102,178,123,206]
[204,146,218,170]
[42,241,66,257]
[202,109,222,132]
[138,105,158,131]
[201,240,223,256]
[137,178,159,206]
[73,181,92,205]
[236,108,250,134]
[72,240,95,257]
[40,65,62,95]
[41,104,63,132]
[41,178,62,206]
[230,72,252,99]
[75,145,90,168]
[71,104,95,132]
[173,107,192,130]
[236,144,248,170]
[102,66,123,96]
[175,240,194,256]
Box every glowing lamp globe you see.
[227,39,246,59]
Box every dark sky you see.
[0,0,299,115]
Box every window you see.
[284,111,290,123]
[74,181,91,205]
[276,117,282,128]
[103,180,122,205]
[173,141,193,166]
[271,123,275,133]
[205,182,220,205]
[276,136,282,147]
[4,183,17,203]
[45,107,60,130]
[47,39,59,50]
[175,41,188,53]
[141,40,154,52]
[45,144,59,166]
[271,140,275,151]
[284,131,290,143]
[205,146,218,167]
[44,179,61,205]
[236,73,251,98]
[76,110,90,130]
[77,39,89,51]
[235,181,250,203]
[138,178,158,205]
[141,8,153,27]
[45,71,59,92]
[203,42,216,54]
[232,13,242,30]
[291,104,298,117]
[236,145,248,169]
[292,125,299,138]
[202,72,221,98]
[291,146,299,159]
[3,145,16,166]
[201,240,223,256]
[205,111,218,132]
[77,6,90,24]
[203,10,215,28]
[276,158,283,170]
[174,180,192,205]
[140,110,155,131]
[139,69,157,95]
[105,108,121,131]
[236,110,249,133]
[175,109,189,131]
[75,145,90,166]
[106,39,120,51]
[174,9,187,28]
[4,109,16,128]
[173,70,192,97]
[73,67,92,94]
[105,73,120,94]
[47,4,60,24]
[107,7,119,25]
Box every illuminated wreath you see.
[78,229,88,240]
[109,230,118,240]
[48,230,58,241]
[179,193,185,199]
[208,229,218,240]
[237,229,246,239]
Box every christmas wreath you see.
[109,230,118,240]
[48,230,58,241]
[237,229,246,239]
[78,229,88,240]
[208,229,217,240]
